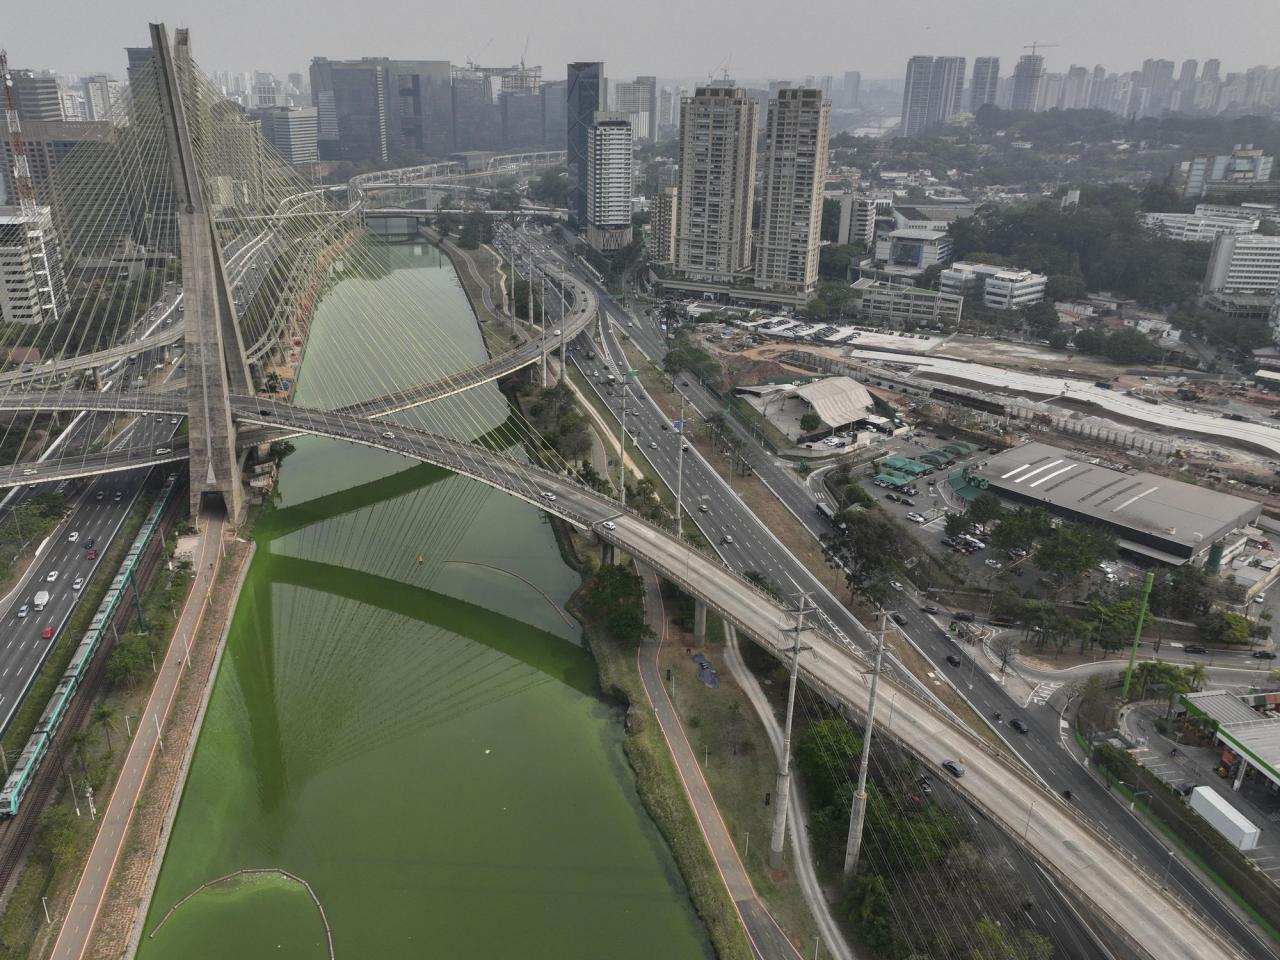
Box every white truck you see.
[33,590,50,611]
[1189,786,1261,851]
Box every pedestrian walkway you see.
[634,564,801,960]
[49,516,226,960]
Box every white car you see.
[170,417,179,424]
[890,580,904,591]
[985,559,1002,569]
[906,512,925,523]
[67,531,79,543]
[541,491,557,502]
[46,570,59,583]
[649,441,657,449]
[16,605,28,619]
[155,447,172,455]
[72,576,84,591]
[381,431,396,440]
[601,520,617,531]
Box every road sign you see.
[624,369,639,377]
[672,419,688,432]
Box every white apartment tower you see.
[0,205,66,325]
[755,88,830,298]
[674,85,759,283]
[1204,233,1280,295]
[586,112,634,253]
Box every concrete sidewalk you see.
[634,563,802,960]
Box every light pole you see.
[616,386,629,506]
[1162,848,1175,886]
[675,393,686,539]
[769,595,812,868]
[1023,799,1037,840]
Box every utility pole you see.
[675,393,686,538]
[770,593,813,868]
[1120,572,1155,701]
[844,613,888,877]
[540,272,548,387]
[617,386,629,506]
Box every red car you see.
[41,626,54,640]
[86,549,97,560]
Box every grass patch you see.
[0,496,69,596]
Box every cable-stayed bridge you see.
[0,23,1252,960]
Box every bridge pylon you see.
[151,23,253,522]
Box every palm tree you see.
[95,705,116,751]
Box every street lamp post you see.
[1023,799,1037,840]
[675,393,686,539]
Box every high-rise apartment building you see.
[754,88,830,298]
[567,62,607,228]
[1204,233,1280,295]
[970,58,1000,112]
[900,56,965,136]
[649,186,677,263]
[0,205,66,325]
[1202,59,1221,84]
[634,76,657,139]
[585,112,634,253]
[257,106,319,164]
[674,85,758,284]
[11,71,62,123]
[1061,66,1092,110]
[1011,54,1045,111]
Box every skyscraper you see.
[843,71,861,108]
[1202,59,1222,84]
[754,88,830,298]
[257,106,319,164]
[586,112,634,253]
[125,47,152,86]
[635,75,658,140]
[674,85,758,284]
[649,186,677,263]
[10,71,62,123]
[0,205,66,325]
[970,58,1000,113]
[615,80,654,139]
[900,56,965,136]
[1011,54,1045,111]
[81,75,122,121]
[567,62,607,228]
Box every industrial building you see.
[966,442,1261,566]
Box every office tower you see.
[500,90,544,149]
[843,70,861,108]
[1139,58,1175,115]
[81,75,122,121]
[635,75,657,139]
[657,87,676,139]
[287,72,306,95]
[1204,233,1280,295]
[1011,54,1045,111]
[649,186,677,263]
[1202,59,1221,84]
[10,71,62,123]
[970,58,999,112]
[450,69,503,152]
[585,112,634,253]
[125,47,152,86]
[900,56,965,136]
[0,205,66,325]
[257,106,319,164]
[60,91,86,122]
[754,88,830,298]
[615,80,654,139]
[567,62,607,228]
[310,58,452,164]
[674,85,758,283]
[541,80,567,146]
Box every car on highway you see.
[73,576,84,591]
[16,604,28,619]
[1252,650,1276,659]
[541,491,557,502]
[46,570,59,583]
[86,549,97,560]
[96,490,105,501]
[113,491,122,502]
[946,654,962,667]
[170,417,179,424]
[85,538,94,548]
[155,447,172,455]
[67,531,79,542]
[721,534,734,545]
[941,759,965,778]
[1010,718,1029,734]
[41,626,54,640]
[921,604,939,614]
[698,503,709,512]
[891,612,908,626]
[381,431,396,440]
[1184,644,1207,654]
[649,441,657,449]
[601,520,617,531]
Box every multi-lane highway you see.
[505,225,1275,960]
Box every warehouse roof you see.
[791,377,874,428]
[971,442,1260,554]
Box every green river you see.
[136,243,710,959]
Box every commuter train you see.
[0,475,177,818]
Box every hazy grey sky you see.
[10,0,1280,83]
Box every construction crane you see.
[1,49,38,216]
[1023,41,1060,57]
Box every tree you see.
[990,507,1053,552]
[1034,522,1116,585]
[795,719,862,807]
[967,492,1003,527]
[1198,610,1251,647]
[107,634,152,688]
[1023,300,1061,338]
[823,510,911,599]
[584,564,651,644]
[95,704,116,751]
[944,512,974,539]
[969,917,1053,960]
[800,412,822,432]
[37,807,79,869]
[991,633,1020,673]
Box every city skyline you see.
[7,0,1280,88]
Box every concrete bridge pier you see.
[693,599,707,646]
[600,539,616,566]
